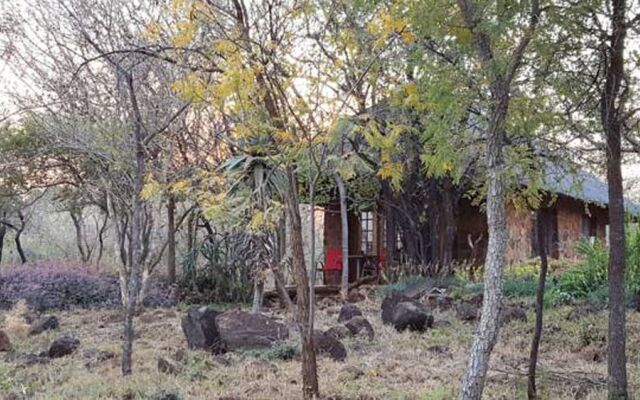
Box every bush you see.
[179,232,256,304]
[378,275,429,298]
[549,229,640,304]
[503,277,538,298]
[0,264,176,311]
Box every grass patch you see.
[236,342,299,361]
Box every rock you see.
[314,331,347,361]
[337,303,362,323]
[381,293,430,324]
[29,315,59,335]
[566,304,600,321]
[216,310,289,351]
[0,330,12,352]
[391,301,434,332]
[456,302,479,321]
[158,356,182,375]
[344,316,375,340]
[48,334,80,358]
[325,325,351,340]
[181,306,225,354]
[502,305,527,324]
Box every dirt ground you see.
[1,295,639,400]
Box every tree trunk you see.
[528,208,549,399]
[273,217,294,313]
[121,72,146,376]
[70,209,89,263]
[272,264,294,312]
[602,1,628,397]
[0,223,5,265]
[335,174,349,301]
[456,0,538,396]
[459,143,507,400]
[95,210,109,268]
[441,179,456,267]
[252,275,265,313]
[167,196,176,284]
[15,212,27,264]
[285,167,318,399]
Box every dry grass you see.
[2,296,640,400]
[1,300,32,340]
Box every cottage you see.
[319,165,640,285]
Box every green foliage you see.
[377,275,429,298]
[503,278,538,299]
[549,229,640,305]
[237,342,299,361]
[180,232,256,304]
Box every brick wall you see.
[556,196,608,260]
[505,204,535,264]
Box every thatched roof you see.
[544,163,640,215]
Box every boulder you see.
[381,293,430,324]
[0,330,12,352]
[314,331,347,361]
[502,305,527,324]
[181,306,225,354]
[48,334,80,358]
[216,310,289,351]
[325,325,351,340]
[337,303,362,323]
[391,301,434,332]
[456,302,479,321]
[29,315,59,335]
[344,316,375,340]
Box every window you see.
[361,211,374,254]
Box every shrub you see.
[549,229,640,304]
[378,275,429,298]
[503,277,538,298]
[179,232,256,304]
[0,264,175,311]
